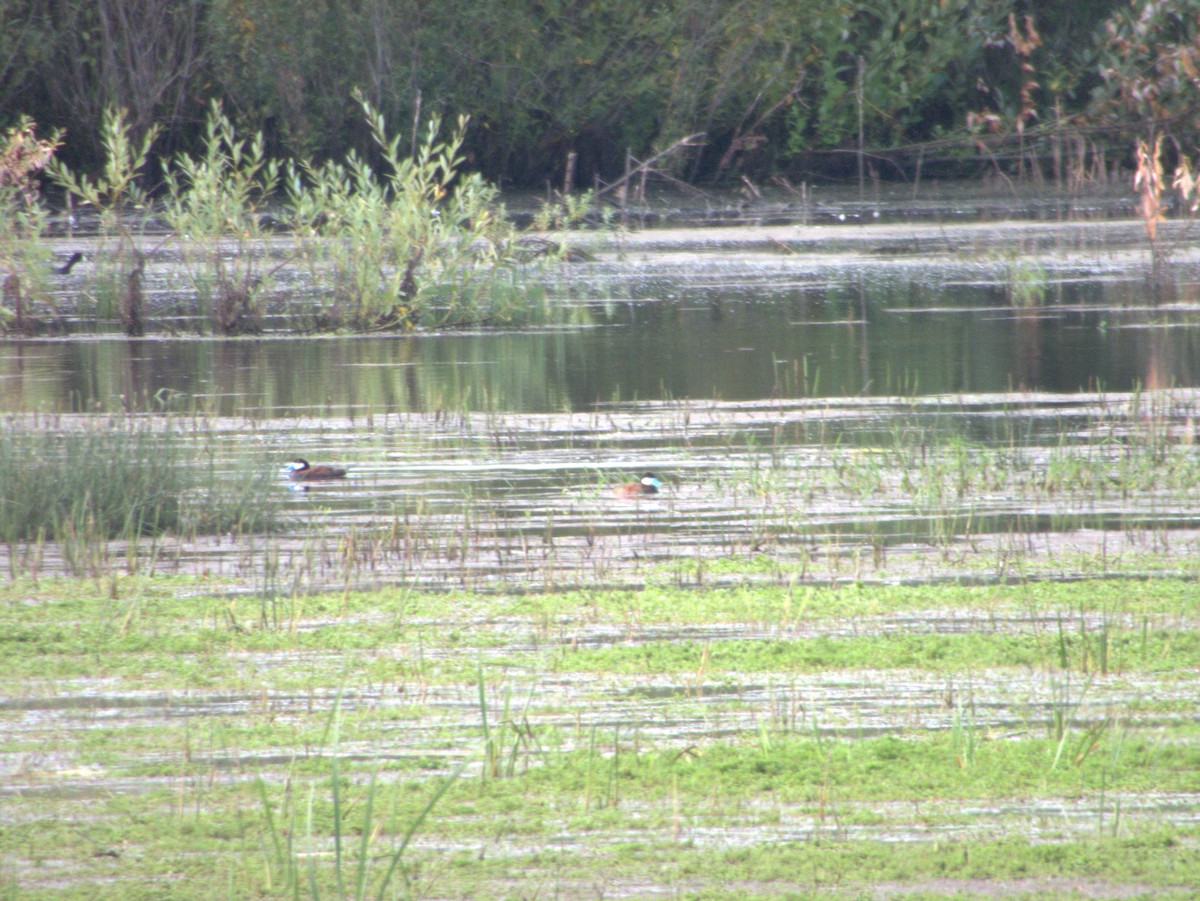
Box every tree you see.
[39,0,205,158]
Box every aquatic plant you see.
[49,108,158,335]
[161,102,281,335]
[1,574,1198,896]
[1134,134,1171,289]
[1005,254,1048,306]
[285,99,539,331]
[257,699,464,900]
[478,669,541,780]
[0,421,281,575]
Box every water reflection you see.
[5,272,1200,416]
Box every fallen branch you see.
[596,133,706,199]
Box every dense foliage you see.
[0,102,550,335]
[5,0,1197,186]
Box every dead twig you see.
[595,133,706,199]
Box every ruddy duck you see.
[284,459,348,481]
[614,472,662,497]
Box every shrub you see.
[161,102,281,334]
[0,117,61,335]
[285,99,537,330]
[49,108,159,336]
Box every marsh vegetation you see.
[4,131,1200,901]
[3,356,1200,897]
[1,577,1197,898]
[0,104,573,338]
[5,1,1200,895]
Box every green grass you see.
[549,630,1200,675]
[1,578,1194,678]
[2,749,1197,898]
[505,579,1200,621]
[2,576,1198,898]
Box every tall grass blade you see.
[354,774,378,901]
[375,763,466,901]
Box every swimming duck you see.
[284,458,348,481]
[614,472,662,497]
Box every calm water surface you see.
[6,271,1200,415]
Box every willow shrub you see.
[285,100,539,331]
[161,102,281,335]
[0,422,282,547]
[49,108,159,335]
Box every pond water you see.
[8,221,1200,416]
[6,202,1200,588]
